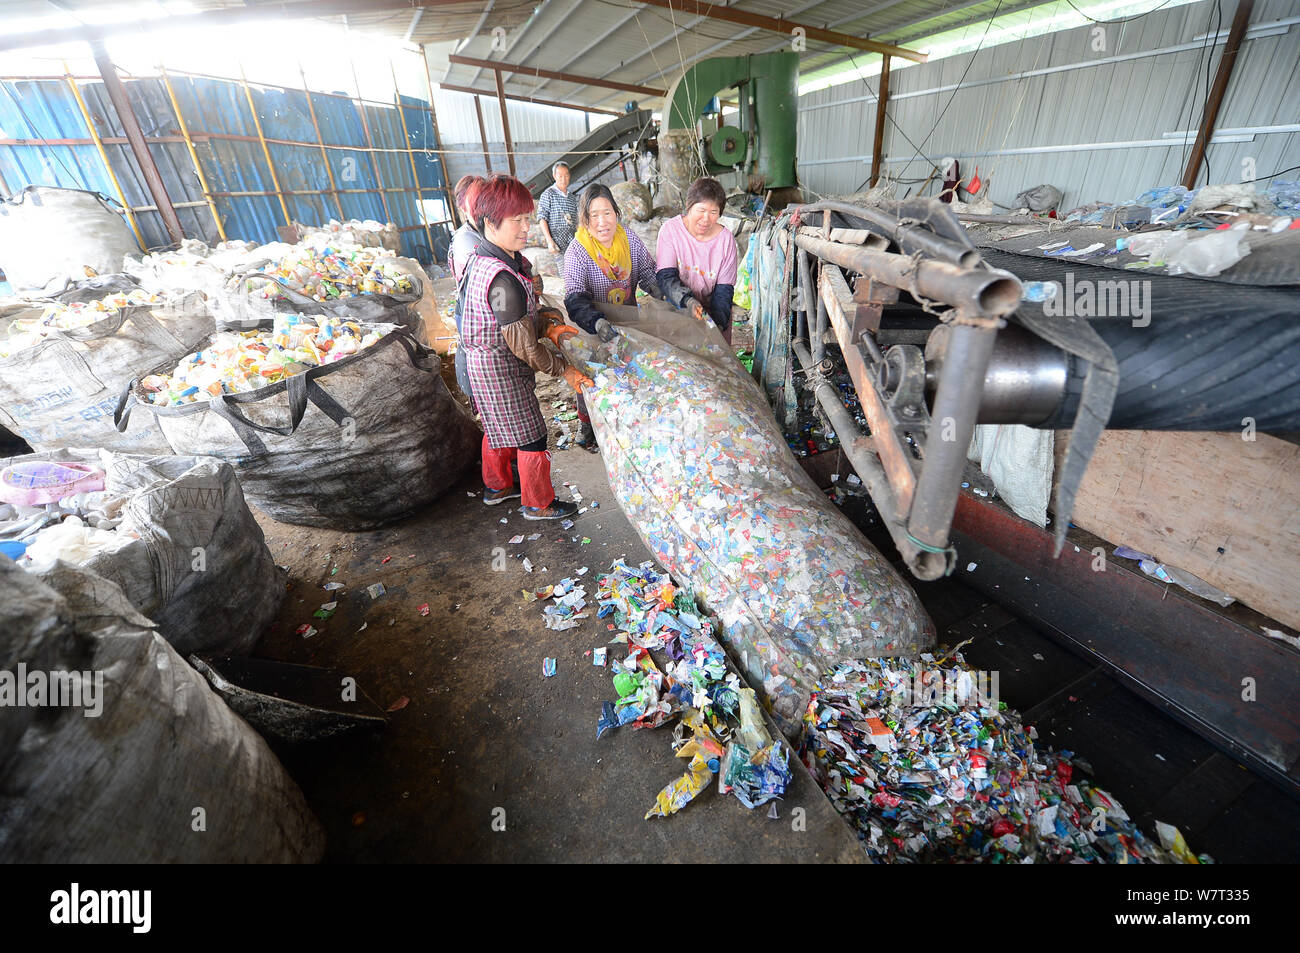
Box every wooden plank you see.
[1054,431,1300,630]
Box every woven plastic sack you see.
[561,301,935,737]
[611,181,654,222]
[0,287,213,453]
[6,447,282,656]
[0,557,324,862]
[117,328,481,529]
[0,186,139,295]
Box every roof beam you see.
[403,8,424,42]
[1,0,488,52]
[448,54,666,96]
[530,3,648,96]
[785,0,1057,88]
[633,0,927,62]
[438,82,624,116]
[628,0,825,86]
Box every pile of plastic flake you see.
[590,559,791,819]
[244,244,414,303]
[0,289,163,357]
[801,657,1208,864]
[139,316,389,405]
[573,321,933,736]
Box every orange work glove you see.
[562,365,594,392]
[544,323,578,346]
[532,274,544,295]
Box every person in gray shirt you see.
[536,161,578,252]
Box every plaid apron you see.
[461,252,546,449]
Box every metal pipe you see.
[793,231,1021,318]
[795,248,810,348]
[159,66,226,242]
[926,322,1068,425]
[472,95,492,173]
[493,69,517,177]
[791,340,942,579]
[954,213,1043,224]
[61,63,145,251]
[301,62,344,221]
[870,55,890,188]
[1182,0,1254,189]
[92,42,185,245]
[238,64,291,227]
[392,61,436,258]
[798,200,981,268]
[906,322,998,561]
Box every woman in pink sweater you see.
[655,177,738,343]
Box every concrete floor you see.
[252,374,863,863]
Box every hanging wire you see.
[1061,0,1177,24]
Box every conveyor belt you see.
[980,248,1300,432]
[522,110,655,197]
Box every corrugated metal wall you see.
[432,86,595,145]
[797,0,1300,208]
[0,70,450,263]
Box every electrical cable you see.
[1061,0,1176,24]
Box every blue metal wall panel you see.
[1,70,451,264]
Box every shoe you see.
[482,486,521,505]
[520,499,579,520]
[576,419,599,452]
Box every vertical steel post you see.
[391,60,435,259]
[351,60,393,227]
[473,95,492,173]
[92,42,184,244]
[238,64,291,226]
[159,65,226,242]
[870,55,890,188]
[300,62,345,221]
[419,44,459,226]
[62,61,145,250]
[494,68,516,177]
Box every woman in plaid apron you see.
[461,175,592,520]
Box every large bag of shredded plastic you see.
[561,301,935,737]
[2,447,282,656]
[0,284,213,453]
[213,243,425,341]
[116,325,481,529]
[0,557,324,863]
[0,186,139,295]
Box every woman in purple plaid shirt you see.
[560,184,659,448]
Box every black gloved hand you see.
[594,318,618,343]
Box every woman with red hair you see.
[448,174,484,281]
[461,175,591,520]
[449,174,485,408]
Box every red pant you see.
[481,434,555,509]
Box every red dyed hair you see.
[454,174,485,215]
[473,174,534,231]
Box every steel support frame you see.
[788,219,1020,580]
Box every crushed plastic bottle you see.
[139,318,390,405]
[244,244,414,304]
[0,289,163,358]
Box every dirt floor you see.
[251,354,864,863]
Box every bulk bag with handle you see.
[118,327,481,529]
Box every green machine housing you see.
[663,51,798,190]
